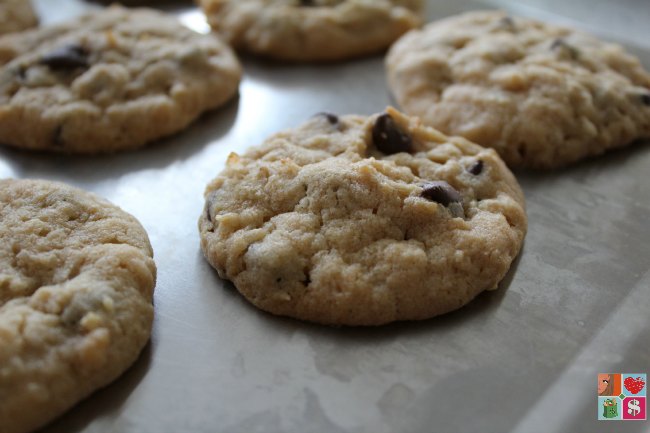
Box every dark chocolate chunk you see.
[498,16,516,30]
[52,125,64,147]
[315,112,339,124]
[205,193,217,223]
[372,113,412,155]
[468,160,484,175]
[421,181,462,207]
[299,0,315,5]
[640,93,650,106]
[16,65,26,81]
[550,38,564,50]
[40,44,89,70]
[551,38,580,59]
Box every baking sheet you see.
[2,1,649,432]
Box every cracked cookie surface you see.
[199,0,423,61]
[199,108,527,326]
[386,10,650,169]
[0,0,37,36]
[0,5,241,153]
[0,179,156,433]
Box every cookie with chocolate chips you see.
[0,178,156,433]
[0,0,37,36]
[199,0,423,61]
[386,10,650,169]
[0,5,241,153]
[199,108,527,326]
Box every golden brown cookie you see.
[0,179,156,433]
[199,0,423,62]
[386,11,650,169]
[0,0,37,36]
[0,6,241,153]
[199,108,527,326]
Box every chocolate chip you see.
[640,93,650,106]
[498,16,516,30]
[205,193,217,223]
[421,181,461,207]
[550,38,564,50]
[299,0,315,5]
[551,38,580,59]
[372,113,412,155]
[315,112,339,124]
[40,44,89,70]
[468,160,484,175]
[52,125,64,147]
[205,203,212,223]
[16,65,26,81]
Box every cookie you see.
[88,0,193,5]
[199,0,423,62]
[386,10,650,169]
[0,179,156,433]
[0,0,38,36]
[199,108,527,326]
[0,5,241,153]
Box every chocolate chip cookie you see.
[0,0,37,36]
[199,0,423,62]
[89,0,193,5]
[199,108,527,326]
[0,179,156,433]
[0,5,241,153]
[386,10,650,169]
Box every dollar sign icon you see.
[627,399,641,416]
